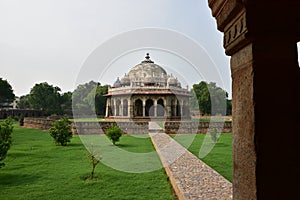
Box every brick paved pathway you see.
[149,123,232,200]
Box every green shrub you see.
[0,118,13,168]
[106,125,122,145]
[49,118,72,146]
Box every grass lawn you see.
[0,125,174,200]
[172,134,232,182]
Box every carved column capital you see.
[209,0,248,55]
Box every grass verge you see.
[0,125,174,200]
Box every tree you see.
[192,81,211,115]
[0,78,15,108]
[60,92,72,114]
[106,125,122,145]
[226,99,232,116]
[17,95,31,109]
[73,81,108,116]
[192,81,228,115]
[86,84,108,116]
[0,118,13,168]
[87,145,101,180]
[72,81,99,114]
[49,117,72,146]
[28,82,62,115]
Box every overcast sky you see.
[0,0,235,97]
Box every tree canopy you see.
[0,78,15,108]
[191,81,230,115]
[25,82,71,115]
[72,81,108,116]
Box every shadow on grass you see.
[0,173,40,186]
[80,174,100,183]
[67,143,84,147]
[116,143,135,148]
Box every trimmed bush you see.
[106,125,122,145]
[49,118,72,146]
[0,118,13,168]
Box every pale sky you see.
[0,0,234,97]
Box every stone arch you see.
[176,99,181,117]
[116,99,121,116]
[110,99,115,116]
[157,98,165,117]
[145,99,154,116]
[171,99,176,117]
[134,99,143,117]
[123,99,128,116]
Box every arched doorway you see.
[110,99,114,116]
[157,98,165,116]
[171,99,175,117]
[123,99,128,116]
[116,100,121,116]
[145,99,154,116]
[134,99,143,117]
[176,99,181,117]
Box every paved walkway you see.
[149,123,232,200]
[149,121,163,133]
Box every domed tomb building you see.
[104,53,191,120]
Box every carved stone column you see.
[142,99,146,117]
[105,97,110,117]
[208,0,300,199]
[154,100,157,117]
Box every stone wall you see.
[23,117,232,134]
[24,117,54,130]
[23,117,149,135]
[0,109,43,119]
[164,121,232,134]
[73,121,149,135]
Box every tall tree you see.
[28,82,62,115]
[72,81,99,114]
[17,95,31,109]
[0,78,15,108]
[60,92,72,114]
[86,84,108,116]
[192,81,228,115]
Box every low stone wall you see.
[73,121,149,135]
[23,117,54,130]
[23,117,232,134]
[164,121,232,134]
[0,109,43,119]
[24,118,149,135]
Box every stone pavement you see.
[149,121,163,133]
[149,123,232,200]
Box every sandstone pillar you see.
[208,0,300,199]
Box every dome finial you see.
[145,53,150,60]
[141,52,154,63]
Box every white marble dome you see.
[113,53,181,88]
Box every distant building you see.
[104,53,191,121]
